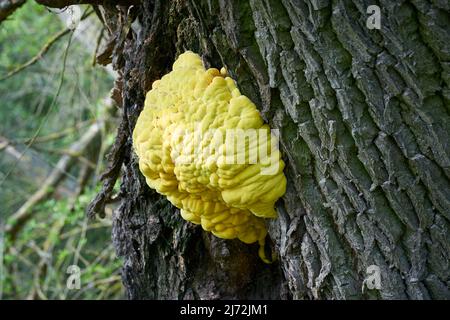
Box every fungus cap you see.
[133,51,286,262]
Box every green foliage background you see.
[0,2,123,299]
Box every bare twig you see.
[31,145,96,168]
[0,28,70,81]
[92,26,105,66]
[68,162,92,210]
[59,221,111,239]
[15,120,93,144]
[0,9,93,81]
[5,122,102,241]
[0,30,74,189]
[26,214,66,300]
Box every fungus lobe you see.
[133,51,286,262]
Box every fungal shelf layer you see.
[133,51,286,262]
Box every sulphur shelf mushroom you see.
[133,51,286,263]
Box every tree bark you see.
[87,0,449,299]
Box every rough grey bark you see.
[89,0,449,299]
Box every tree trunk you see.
[89,0,450,299]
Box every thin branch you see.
[92,26,104,66]
[26,214,66,300]
[58,221,111,239]
[0,31,74,189]
[5,122,102,241]
[0,29,70,81]
[15,120,93,144]
[31,145,97,168]
[0,9,93,81]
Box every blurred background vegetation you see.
[0,2,124,299]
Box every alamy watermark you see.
[66,265,81,290]
[167,123,282,176]
[362,265,381,292]
[366,5,381,30]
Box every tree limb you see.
[5,122,102,241]
[0,9,93,81]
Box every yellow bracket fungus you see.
[132,51,286,263]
